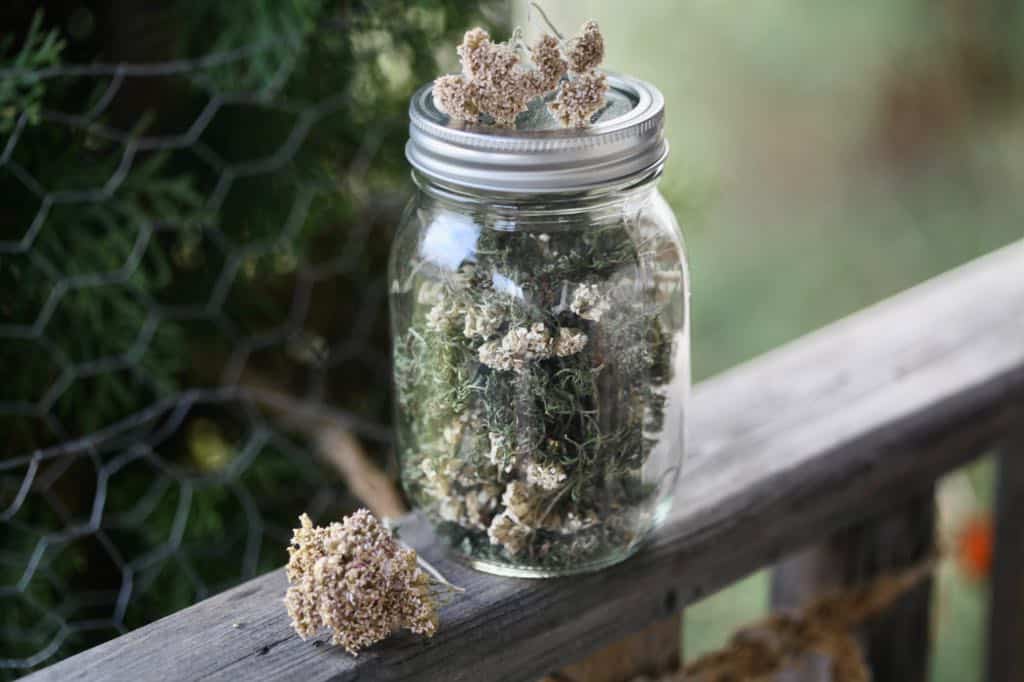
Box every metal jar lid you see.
[405,74,667,194]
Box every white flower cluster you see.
[438,483,502,530]
[487,482,540,555]
[462,300,505,340]
[485,476,593,556]
[486,512,532,555]
[570,283,611,322]
[525,459,567,490]
[477,322,588,372]
[477,322,551,371]
[553,326,588,357]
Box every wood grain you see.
[27,240,1024,682]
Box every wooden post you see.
[771,490,936,681]
[986,438,1024,682]
[541,617,681,682]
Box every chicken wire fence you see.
[0,3,503,675]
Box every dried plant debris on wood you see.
[433,16,608,128]
[283,510,459,655]
[395,215,681,572]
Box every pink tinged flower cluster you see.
[433,21,608,129]
[550,71,609,129]
[434,28,563,127]
[283,510,438,655]
[566,20,604,74]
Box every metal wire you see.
[0,22,410,675]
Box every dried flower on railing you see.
[283,510,459,655]
[433,15,608,128]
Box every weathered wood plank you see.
[771,491,936,681]
[986,433,1024,682]
[28,240,1024,682]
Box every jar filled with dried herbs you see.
[391,27,688,577]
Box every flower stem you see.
[529,3,564,40]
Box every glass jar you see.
[390,75,689,577]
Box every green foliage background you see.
[0,1,503,675]
[531,3,1023,681]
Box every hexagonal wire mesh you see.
[0,3,506,676]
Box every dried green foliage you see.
[395,212,680,572]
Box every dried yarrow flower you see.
[549,70,609,128]
[433,20,607,129]
[566,20,604,74]
[487,511,532,555]
[435,28,541,127]
[284,511,458,655]
[570,282,611,321]
[553,327,588,357]
[478,322,554,371]
[528,33,567,93]
[432,74,479,122]
[457,27,505,82]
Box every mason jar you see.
[390,74,689,577]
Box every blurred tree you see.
[870,0,1024,167]
[0,1,506,675]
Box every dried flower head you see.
[566,20,604,74]
[478,322,554,371]
[570,282,611,321]
[283,511,440,655]
[525,460,568,490]
[549,70,609,128]
[553,327,588,357]
[442,28,540,127]
[457,28,505,82]
[432,74,479,122]
[433,20,607,129]
[528,33,567,93]
[501,480,544,526]
[487,511,532,555]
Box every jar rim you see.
[406,73,668,195]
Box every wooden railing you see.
[28,240,1024,682]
